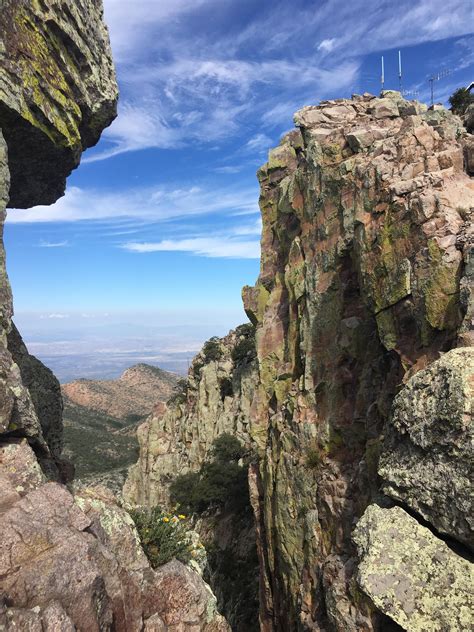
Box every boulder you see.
[379,348,474,549]
[353,504,473,631]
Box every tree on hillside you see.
[449,87,474,116]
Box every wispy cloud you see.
[40,313,70,319]
[38,240,70,248]
[121,236,260,259]
[317,38,337,53]
[7,182,259,224]
[92,0,474,162]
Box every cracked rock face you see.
[353,504,473,632]
[240,92,473,630]
[0,0,117,479]
[379,347,474,549]
[0,0,118,207]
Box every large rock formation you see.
[379,347,473,549]
[0,465,230,631]
[241,91,473,631]
[0,0,117,207]
[0,0,118,477]
[127,92,473,631]
[0,3,230,630]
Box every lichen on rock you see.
[0,0,118,207]
[353,504,473,631]
[379,347,473,549]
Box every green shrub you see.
[192,359,204,378]
[219,377,233,400]
[125,413,144,425]
[170,435,249,514]
[168,378,188,406]
[449,87,474,116]
[169,471,201,515]
[130,506,191,568]
[212,433,245,463]
[306,447,321,468]
[231,326,256,365]
[202,337,223,362]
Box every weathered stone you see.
[0,0,118,207]
[144,560,231,632]
[124,327,260,630]
[124,327,258,508]
[0,481,230,631]
[379,348,474,548]
[353,504,473,632]
[7,323,63,459]
[0,438,45,511]
[369,98,399,118]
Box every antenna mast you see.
[398,50,402,92]
[428,69,451,106]
[381,56,385,92]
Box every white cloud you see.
[121,236,260,259]
[7,183,259,224]
[41,313,70,319]
[38,240,69,248]
[317,38,337,53]
[95,0,474,163]
[214,165,243,174]
[103,0,219,62]
[244,133,273,152]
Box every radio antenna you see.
[428,69,451,106]
[398,51,402,92]
[381,56,385,92]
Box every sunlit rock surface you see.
[380,347,474,549]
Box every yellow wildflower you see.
[178,514,186,520]
[163,517,170,523]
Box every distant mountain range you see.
[61,364,178,484]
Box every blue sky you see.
[4,0,473,376]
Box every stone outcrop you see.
[379,347,473,549]
[0,0,117,477]
[124,326,260,631]
[0,473,230,631]
[128,92,473,631]
[353,504,473,632]
[241,91,473,631]
[0,0,118,207]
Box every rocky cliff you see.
[127,92,473,631]
[0,3,230,630]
